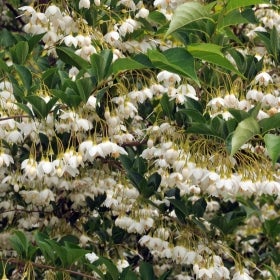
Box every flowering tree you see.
[0,0,280,279]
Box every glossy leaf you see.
[229,117,260,156]
[166,2,212,36]
[90,50,113,82]
[148,48,199,85]
[187,43,242,76]
[264,134,280,165]
[56,46,90,69]
[259,113,280,133]
[224,0,269,14]
[112,57,148,74]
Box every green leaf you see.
[16,103,35,118]
[229,117,260,156]
[52,89,82,108]
[46,239,68,267]
[217,9,251,30]
[248,102,261,118]
[160,93,175,119]
[148,48,199,85]
[0,57,10,72]
[224,0,269,14]
[187,123,224,140]
[187,43,243,76]
[10,41,29,64]
[37,240,57,264]
[263,218,280,239]
[263,265,280,280]
[9,230,29,258]
[64,243,89,265]
[14,64,32,90]
[139,262,155,280]
[112,57,148,74]
[56,46,90,69]
[166,2,212,36]
[259,113,280,133]
[27,33,45,52]
[264,134,280,165]
[192,197,207,218]
[90,50,113,83]
[127,169,147,193]
[228,108,250,122]
[76,77,94,102]
[25,95,48,119]
[143,172,161,198]
[95,257,119,280]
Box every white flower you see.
[116,259,129,272]
[254,71,273,86]
[0,152,14,167]
[63,34,78,48]
[136,7,149,18]
[37,158,54,176]
[118,18,139,37]
[232,269,254,280]
[21,158,38,179]
[104,31,120,45]
[85,252,99,263]
[157,70,181,86]
[79,0,91,9]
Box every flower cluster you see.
[0,0,279,279]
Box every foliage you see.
[0,0,280,279]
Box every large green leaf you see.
[259,113,280,133]
[217,9,252,30]
[148,48,199,85]
[187,43,242,76]
[112,57,148,74]
[228,117,260,156]
[224,0,269,14]
[264,134,280,165]
[166,2,212,36]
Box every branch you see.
[1,258,100,280]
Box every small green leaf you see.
[229,117,260,156]
[27,33,45,52]
[166,2,212,36]
[264,134,280,165]
[10,41,29,64]
[9,231,29,259]
[95,257,119,280]
[14,64,32,90]
[139,262,155,280]
[0,57,10,72]
[160,93,175,119]
[228,108,250,122]
[90,50,113,82]
[25,95,47,119]
[76,77,94,102]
